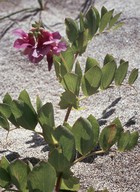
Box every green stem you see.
[63,105,72,123]
[73,150,105,164]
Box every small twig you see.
[0,8,34,21]
[0,22,15,40]
[73,150,105,164]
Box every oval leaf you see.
[65,18,79,43]
[126,131,139,150]
[11,100,37,130]
[101,61,116,89]
[60,176,80,191]
[87,115,99,147]
[115,61,128,85]
[0,115,9,130]
[28,161,56,192]
[72,117,94,155]
[62,73,80,95]
[8,160,30,191]
[99,124,117,151]
[117,131,130,152]
[128,68,138,85]
[0,157,10,188]
[109,12,122,29]
[54,125,76,162]
[48,149,71,177]
[85,57,99,72]
[99,9,114,32]
[85,66,102,88]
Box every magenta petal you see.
[28,52,44,63]
[58,42,67,51]
[52,31,61,40]
[13,39,31,49]
[43,39,59,45]
[12,29,28,38]
[23,47,33,56]
[32,48,40,58]
[52,42,67,55]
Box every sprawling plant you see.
[0,6,139,192]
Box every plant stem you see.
[63,105,72,123]
[55,174,62,192]
[73,150,105,164]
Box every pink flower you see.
[13,27,67,70]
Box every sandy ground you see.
[0,0,140,191]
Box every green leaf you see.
[38,102,54,128]
[54,125,76,162]
[18,90,35,112]
[38,103,55,144]
[101,6,108,18]
[115,61,128,85]
[0,157,10,188]
[11,100,37,130]
[111,118,123,139]
[112,22,124,30]
[85,66,102,88]
[75,61,82,80]
[8,160,30,191]
[60,176,80,191]
[28,161,56,192]
[99,9,114,32]
[82,78,95,96]
[0,157,10,170]
[79,13,85,32]
[128,68,138,85]
[109,12,122,29]
[104,54,115,65]
[76,29,89,54]
[85,7,99,39]
[48,149,71,178]
[120,59,126,64]
[36,95,42,112]
[117,131,130,152]
[100,60,117,89]
[72,117,94,155]
[0,115,9,130]
[65,18,79,43]
[93,7,100,30]
[85,57,99,72]
[99,124,118,151]
[0,103,11,118]
[126,131,139,150]
[59,91,79,109]
[2,93,19,127]
[42,125,56,145]
[87,115,99,147]
[62,73,81,95]
[60,47,75,72]
[54,47,75,80]
[3,93,12,104]
[82,66,102,96]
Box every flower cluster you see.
[13,24,67,70]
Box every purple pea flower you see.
[13,27,67,70]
